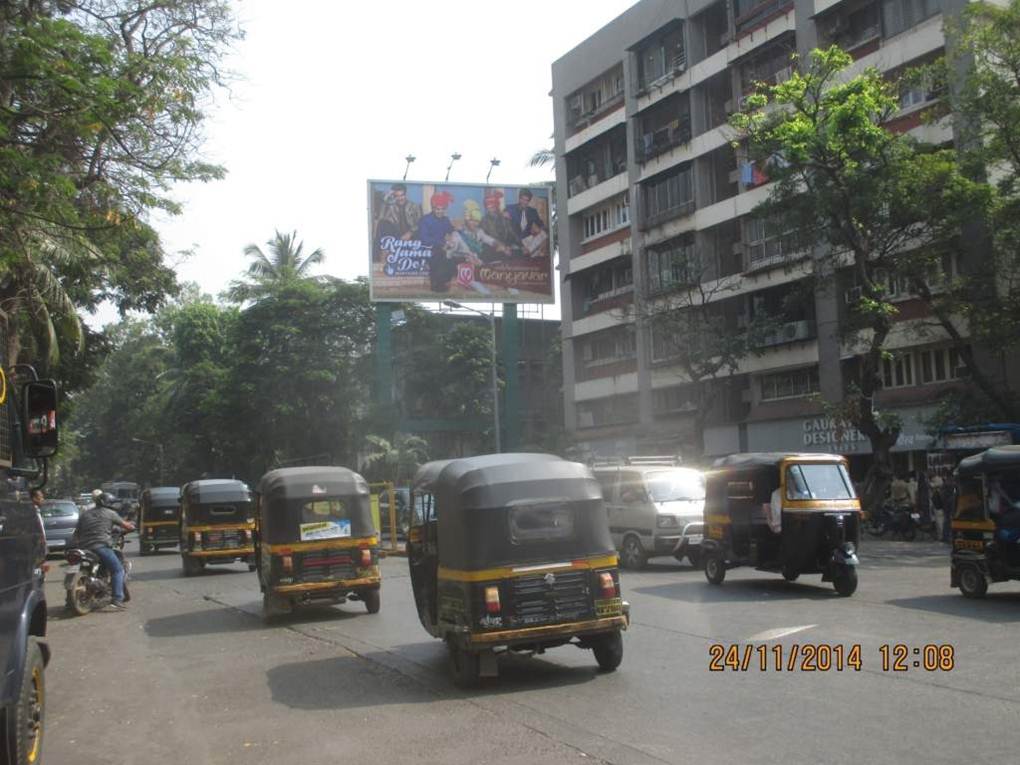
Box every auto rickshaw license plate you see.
[594,597,623,617]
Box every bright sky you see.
[141,0,637,315]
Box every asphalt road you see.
[39,539,1020,765]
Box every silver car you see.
[40,499,79,553]
[594,464,706,570]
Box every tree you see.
[227,230,325,303]
[638,262,781,458]
[360,434,430,485]
[927,0,1020,423]
[226,277,374,477]
[0,1,241,362]
[732,46,987,510]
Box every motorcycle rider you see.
[71,489,135,610]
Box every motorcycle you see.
[865,502,917,540]
[64,543,132,615]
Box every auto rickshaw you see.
[408,453,628,687]
[179,479,255,576]
[950,445,1020,598]
[701,453,862,596]
[254,466,380,621]
[139,486,181,555]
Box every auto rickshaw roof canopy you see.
[257,466,369,502]
[181,478,251,505]
[416,453,599,509]
[957,445,1020,477]
[143,486,180,506]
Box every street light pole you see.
[444,301,500,453]
[132,437,165,485]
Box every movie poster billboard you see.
[367,180,553,303]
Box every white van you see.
[593,463,706,570]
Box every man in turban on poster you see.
[419,190,457,292]
[480,190,521,259]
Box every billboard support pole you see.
[502,304,520,451]
[374,303,395,436]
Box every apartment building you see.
[552,0,979,477]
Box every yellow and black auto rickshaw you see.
[951,445,1020,598]
[408,453,628,687]
[139,486,181,556]
[254,466,380,621]
[179,479,255,576]
[701,453,862,596]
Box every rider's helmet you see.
[91,489,116,508]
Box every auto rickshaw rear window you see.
[785,464,854,500]
[209,504,240,516]
[303,499,348,522]
[509,503,575,543]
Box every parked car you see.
[39,499,80,554]
[593,459,706,570]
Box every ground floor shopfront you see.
[576,406,940,478]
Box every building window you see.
[653,385,698,414]
[646,235,699,293]
[580,328,637,366]
[740,42,795,91]
[650,321,684,363]
[644,166,694,222]
[567,65,625,126]
[913,346,966,383]
[583,259,633,304]
[881,353,915,388]
[760,367,820,401]
[638,23,686,90]
[744,216,806,269]
[577,394,638,427]
[582,193,630,241]
[881,0,942,39]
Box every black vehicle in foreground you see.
[1,368,61,764]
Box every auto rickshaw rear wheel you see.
[181,555,203,577]
[681,548,703,570]
[363,588,380,614]
[262,591,292,623]
[592,631,624,672]
[782,566,799,582]
[139,543,152,557]
[620,536,648,570]
[832,565,858,597]
[447,640,481,688]
[704,554,726,585]
[958,566,988,598]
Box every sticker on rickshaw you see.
[299,520,351,541]
[594,597,623,617]
[479,614,504,628]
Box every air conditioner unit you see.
[783,320,813,341]
[844,285,863,304]
[719,32,731,48]
[732,241,745,257]
[578,411,595,428]
[724,99,735,114]
[774,66,793,84]
[671,54,687,74]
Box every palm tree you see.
[0,231,85,366]
[360,434,430,485]
[227,230,325,303]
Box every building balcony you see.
[641,199,696,231]
[636,117,693,164]
[567,92,625,138]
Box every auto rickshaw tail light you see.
[192,531,201,547]
[599,572,617,598]
[484,586,501,614]
[360,548,372,568]
[282,555,293,573]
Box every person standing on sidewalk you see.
[71,490,135,609]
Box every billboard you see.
[367,180,553,303]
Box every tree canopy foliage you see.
[0,0,241,363]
